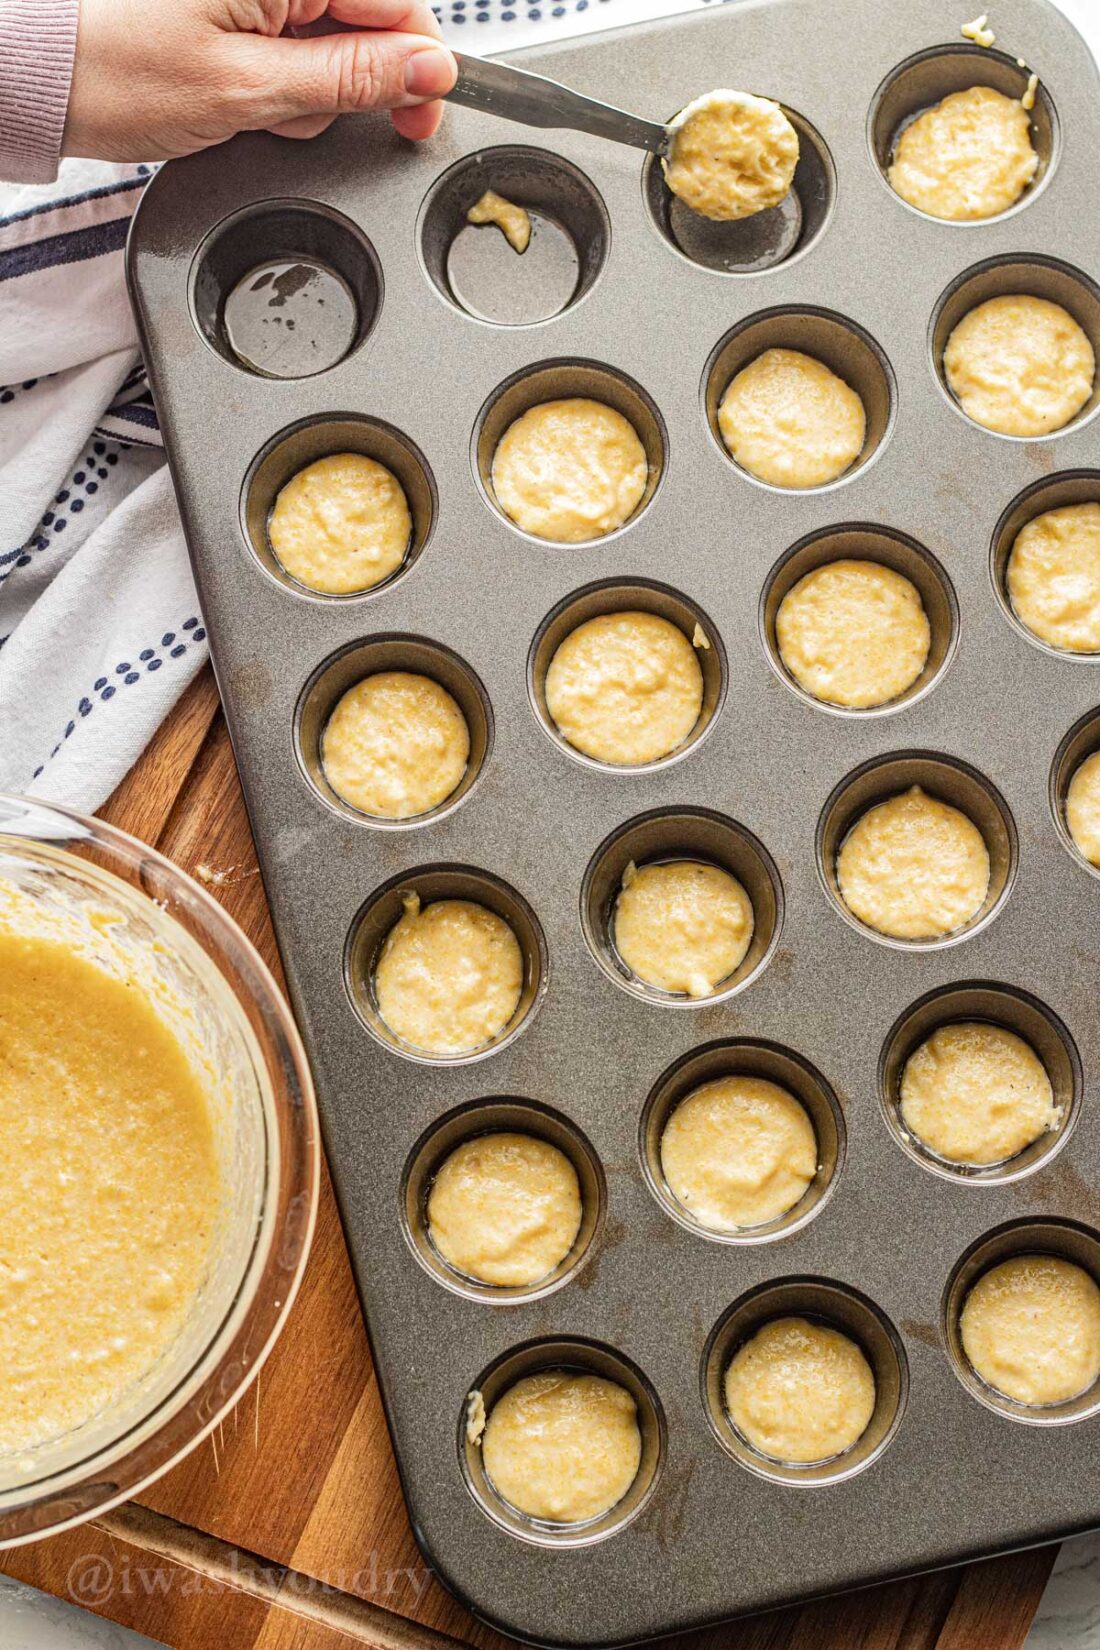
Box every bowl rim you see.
[0,792,320,1547]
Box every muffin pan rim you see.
[127,0,1100,1635]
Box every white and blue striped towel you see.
[0,159,210,811]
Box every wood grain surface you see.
[0,668,1060,1650]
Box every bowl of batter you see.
[345,865,546,1063]
[705,308,895,491]
[761,525,957,714]
[869,44,1058,224]
[1050,705,1100,882]
[991,472,1100,658]
[476,361,664,545]
[879,982,1079,1183]
[932,256,1100,440]
[703,1278,907,1484]
[242,414,436,597]
[945,1220,1100,1423]
[461,1338,664,1544]
[530,579,725,773]
[296,636,493,827]
[818,752,1016,949]
[582,807,782,1005]
[402,1097,604,1301]
[641,1038,844,1243]
[0,795,318,1547]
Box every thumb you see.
[234,30,457,127]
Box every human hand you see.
[63,0,457,163]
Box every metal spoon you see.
[445,54,805,273]
[447,52,669,153]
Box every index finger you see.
[328,0,444,43]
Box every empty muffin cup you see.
[643,105,835,275]
[868,45,1058,223]
[528,580,725,773]
[702,1279,907,1484]
[704,308,895,490]
[461,1337,665,1545]
[242,415,435,598]
[817,751,1017,949]
[345,866,546,1064]
[761,524,956,712]
[640,1038,842,1243]
[474,361,665,545]
[944,1220,1100,1424]
[930,256,1100,439]
[295,636,492,827]
[401,1097,604,1302]
[879,981,1080,1183]
[190,200,381,377]
[581,807,780,1003]
[418,147,610,326]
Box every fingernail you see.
[404,47,455,98]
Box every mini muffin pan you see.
[127,0,1100,1640]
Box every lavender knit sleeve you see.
[0,0,80,184]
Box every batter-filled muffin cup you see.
[491,398,649,543]
[660,1076,818,1233]
[373,893,523,1057]
[820,754,1016,949]
[775,559,931,707]
[1067,749,1100,866]
[477,1370,643,1523]
[718,348,866,488]
[889,85,1039,220]
[703,1280,907,1482]
[879,981,1080,1186]
[613,859,753,997]
[403,1098,604,1300]
[900,1021,1061,1168]
[724,1316,876,1465]
[269,452,413,593]
[961,1254,1100,1407]
[544,610,706,766]
[347,868,547,1062]
[837,786,990,940]
[706,311,895,490]
[462,1340,665,1541]
[320,672,470,820]
[945,1222,1100,1421]
[426,1131,582,1288]
[944,294,1095,437]
[1007,502,1100,653]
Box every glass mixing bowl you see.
[0,794,320,1546]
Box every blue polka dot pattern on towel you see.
[433,0,612,25]
[28,617,208,781]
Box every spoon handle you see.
[448,52,668,154]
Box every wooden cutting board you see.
[0,668,1059,1650]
